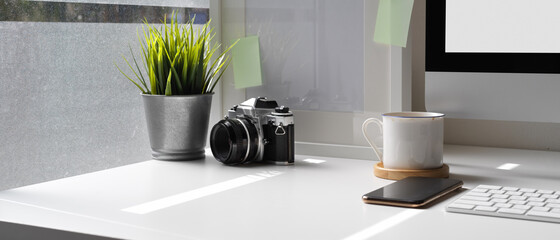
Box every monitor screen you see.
[426,0,560,73]
[446,0,560,53]
[425,0,560,123]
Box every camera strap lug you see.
[275,123,286,136]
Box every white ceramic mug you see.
[362,112,445,170]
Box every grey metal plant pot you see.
[142,93,213,161]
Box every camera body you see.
[210,97,294,165]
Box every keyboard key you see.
[478,185,502,190]
[546,203,560,208]
[537,190,555,194]
[466,192,492,197]
[551,208,560,214]
[490,198,508,203]
[505,191,523,196]
[492,194,509,199]
[489,190,506,194]
[448,203,475,210]
[494,203,513,208]
[542,194,559,199]
[526,210,560,219]
[527,202,546,207]
[474,206,498,212]
[546,199,560,204]
[509,200,527,205]
[532,207,551,212]
[512,205,531,210]
[502,187,519,191]
[528,197,546,202]
[455,199,494,206]
[471,188,489,193]
[461,196,491,202]
[509,196,527,201]
[523,193,541,197]
[520,188,537,193]
[498,208,526,215]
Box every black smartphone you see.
[362,177,463,208]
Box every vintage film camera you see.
[210,97,294,165]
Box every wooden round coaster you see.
[374,162,449,180]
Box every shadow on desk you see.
[0,221,117,240]
[217,159,331,169]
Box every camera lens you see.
[210,118,259,165]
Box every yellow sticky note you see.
[374,0,414,47]
[231,36,263,89]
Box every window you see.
[220,0,402,158]
[0,0,209,190]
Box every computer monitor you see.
[425,0,560,123]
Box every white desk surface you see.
[1,145,560,240]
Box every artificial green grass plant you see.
[117,14,236,95]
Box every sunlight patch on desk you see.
[0,199,187,239]
[122,171,284,214]
[497,163,520,170]
[342,209,422,240]
[303,159,327,164]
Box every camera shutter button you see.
[275,106,289,113]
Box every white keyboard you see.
[446,185,560,223]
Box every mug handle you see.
[362,118,383,162]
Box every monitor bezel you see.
[425,0,560,73]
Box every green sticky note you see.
[231,35,263,89]
[374,0,414,47]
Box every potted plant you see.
[117,14,236,160]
